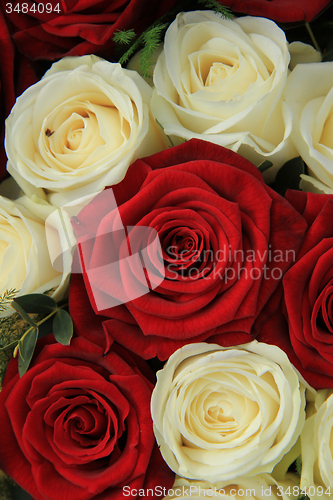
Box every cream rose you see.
[164,475,300,500]
[151,11,298,179]
[283,62,333,194]
[151,341,307,483]
[5,55,166,206]
[301,390,333,500]
[0,195,69,318]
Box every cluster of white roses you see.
[1,10,333,311]
[0,55,167,314]
[148,11,333,192]
[152,341,333,500]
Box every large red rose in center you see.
[70,139,307,360]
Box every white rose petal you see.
[283,62,333,193]
[151,11,298,179]
[301,390,333,500]
[151,341,307,483]
[288,42,321,71]
[5,55,166,207]
[0,195,69,318]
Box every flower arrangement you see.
[0,0,333,499]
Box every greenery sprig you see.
[198,0,233,18]
[0,288,19,312]
[0,293,73,377]
[139,23,169,77]
[113,0,233,78]
[113,28,136,46]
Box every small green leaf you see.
[11,301,38,329]
[274,156,305,196]
[18,328,38,376]
[18,338,25,361]
[53,310,73,345]
[10,482,33,499]
[258,160,273,174]
[38,316,55,338]
[13,294,57,314]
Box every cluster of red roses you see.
[0,1,332,500]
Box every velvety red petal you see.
[219,0,331,22]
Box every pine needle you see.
[113,29,136,45]
[139,23,168,77]
[198,0,233,18]
[0,288,19,312]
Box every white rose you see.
[301,390,333,500]
[164,475,300,500]
[0,195,69,318]
[151,341,307,483]
[283,62,333,194]
[151,11,298,180]
[5,55,166,206]
[288,42,321,71]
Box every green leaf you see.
[18,338,25,361]
[18,328,38,377]
[258,160,273,174]
[38,316,55,338]
[13,294,57,314]
[53,310,73,346]
[274,156,305,196]
[10,482,33,499]
[11,301,38,329]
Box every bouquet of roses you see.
[0,0,333,499]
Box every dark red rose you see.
[218,0,332,22]
[0,8,15,180]
[69,139,307,360]
[257,190,333,389]
[1,0,177,61]
[0,8,37,181]
[0,336,173,499]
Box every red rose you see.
[258,190,333,389]
[0,336,173,499]
[0,9,15,180]
[69,139,306,360]
[0,8,37,181]
[218,0,332,22]
[2,0,176,61]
